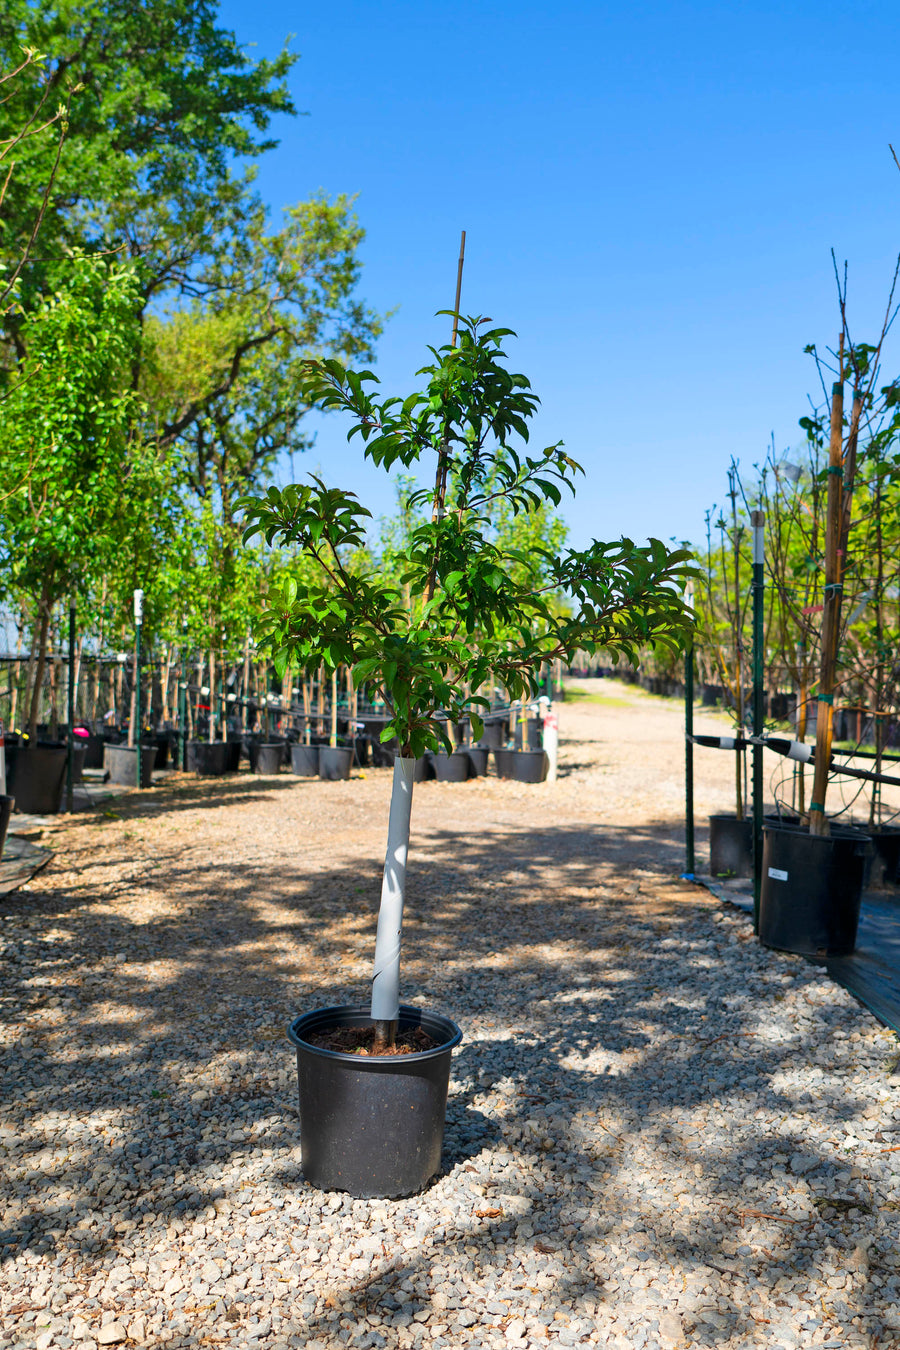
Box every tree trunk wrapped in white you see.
[371,756,416,1045]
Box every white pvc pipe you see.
[543,703,558,783]
[371,755,416,1023]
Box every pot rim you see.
[288,1003,462,1064]
[763,817,871,843]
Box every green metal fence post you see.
[751,510,765,931]
[66,598,76,813]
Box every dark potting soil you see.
[307,1025,437,1057]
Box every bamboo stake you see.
[330,669,338,747]
[425,230,467,605]
[809,355,845,835]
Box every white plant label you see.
[767,867,789,882]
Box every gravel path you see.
[1,680,899,1350]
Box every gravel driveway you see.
[1,680,898,1350]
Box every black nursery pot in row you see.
[758,818,869,959]
[5,741,85,814]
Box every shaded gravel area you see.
[1,681,899,1350]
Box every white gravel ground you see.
[1,681,898,1350]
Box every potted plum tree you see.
[240,314,696,1197]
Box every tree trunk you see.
[330,669,338,747]
[208,647,216,745]
[809,375,845,835]
[27,584,52,741]
[241,629,252,732]
[371,756,416,1049]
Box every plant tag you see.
[768,867,789,881]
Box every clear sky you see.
[218,0,900,551]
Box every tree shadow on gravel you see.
[0,809,895,1346]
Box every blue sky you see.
[218,0,900,551]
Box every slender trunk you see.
[262,663,270,738]
[186,655,195,742]
[371,756,416,1049]
[330,669,338,747]
[520,693,528,751]
[128,630,138,747]
[195,653,205,739]
[27,584,52,740]
[303,678,311,744]
[160,643,172,724]
[241,629,252,732]
[208,648,216,745]
[809,372,845,835]
[73,635,83,726]
[49,639,59,740]
[317,663,325,736]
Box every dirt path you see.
[1,682,897,1350]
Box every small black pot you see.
[291,744,320,777]
[863,826,900,890]
[225,739,243,773]
[319,746,353,781]
[493,748,548,783]
[288,1004,462,1198]
[250,742,283,775]
[411,753,434,783]
[82,732,108,770]
[514,717,543,751]
[708,813,754,879]
[433,750,471,783]
[8,743,69,813]
[477,718,507,750]
[0,794,14,860]
[187,741,230,776]
[466,746,489,777]
[759,819,869,959]
[104,744,158,788]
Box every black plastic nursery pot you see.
[0,795,14,860]
[514,717,543,751]
[186,740,230,776]
[225,739,243,773]
[7,743,68,813]
[288,1004,463,1198]
[708,813,754,879]
[433,750,471,783]
[493,748,549,783]
[104,743,158,788]
[466,746,489,778]
[477,718,506,750]
[318,746,354,781]
[863,827,900,891]
[759,819,870,959]
[412,753,434,783]
[250,742,283,775]
[82,732,108,770]
[291,743,320,777]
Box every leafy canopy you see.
[240,316,698,758]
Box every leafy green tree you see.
[0,254,155,735]
[241,315,697,1046]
